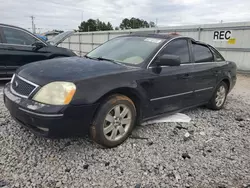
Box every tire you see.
[207,81,228,110]
[90,94,136,148]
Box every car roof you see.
[122,33,179,40]
[120,33,209,45]
[0,23,49,45]
[122,33,194,41]
[0,23,29,31]
[0,23,35,37]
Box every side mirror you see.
[32,41,45,51]
[156,54,181,66]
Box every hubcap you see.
[215,85,226,107]
[103,104,132,141]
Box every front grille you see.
[11,75,37,97]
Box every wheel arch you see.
[217,76,231,91]
[217,70,234,92]
[221,78,230,90]
[95,87,144,123]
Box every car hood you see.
[47,31,74,46]
[46,45,77,57]
[17,56,137,86]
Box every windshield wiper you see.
[88,56,122,65]
[84,55,97,60]
[85,55,123,65]
[96,57,115,62]
[97,57,124,66]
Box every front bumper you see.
[4,83,98,138]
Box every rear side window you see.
[160,39,190,64]
[192,43,214,63]
[209,47,225,62]
[2,27,37,45]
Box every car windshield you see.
[86,36,164,65]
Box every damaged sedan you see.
[4,34,237,147]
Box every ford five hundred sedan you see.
[4,34,237,148]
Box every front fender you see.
[71,71,144,105]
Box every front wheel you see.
[90,94,136,148]
[207,81,228,110]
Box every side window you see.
[192,43,214,63]
[160,39,190,64]
[209,47,225,62]
[2,27,37,45]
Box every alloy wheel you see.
[103,104,132,141]
[215,85,226,107]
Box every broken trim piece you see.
[141,113,191,125]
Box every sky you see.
[1,0,250,33]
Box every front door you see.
[145,38,194,115]
[0,26,48,77]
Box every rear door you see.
[190,41,219,104]
[1,26,49,77]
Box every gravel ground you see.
[0,75,250,188]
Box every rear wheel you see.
[207,81,228,110]
[90,94,136,148]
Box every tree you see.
[142,20,149,28]
[96,19,101,31]
[119,18,153,29]
[115,27,119,30]
[78,19,97,32]
[149,21,156,28]
[78,19,114,32]
[119,18,131,29]
[107,22,113,30]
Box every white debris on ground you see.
[141,113,191,125]
[0,74,250,188]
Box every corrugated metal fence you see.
[59,22,250,71]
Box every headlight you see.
[33,82,76,105]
